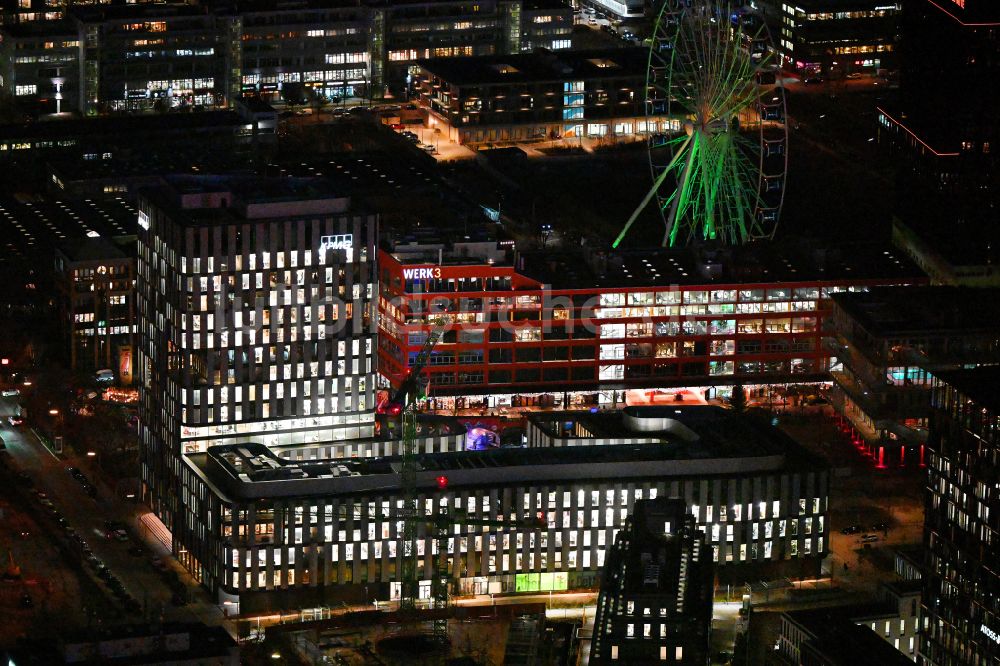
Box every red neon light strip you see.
[876,106,960,157]
[924,0,1000,26]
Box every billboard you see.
[119,345,133,386]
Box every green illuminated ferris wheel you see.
[615,0,788,248]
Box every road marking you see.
[29,428,61,462]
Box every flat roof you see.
[58,236,128,263]
[139,175,353,225]
[49,149,251,182]
[415,48,648,86]
[620,499,711,609]
[786,607,914,666]
[0,196,137,260]
[528,406,823,467]
[523,0,572,10]
[935,365,1000,411]
[0,111,244,142]
[518,242,922,289]
[196,406,824,500]
[831,286,1000,336]
[895,215,1000,270]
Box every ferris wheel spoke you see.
[664,134,701,246]
[615,133,693,248]
[621,0,786,248]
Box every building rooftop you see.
[0,196,137,260]
[140,175,353,225]
[522,0,572,10]
[193,406,824,500]
[57,236,128,263]
[415,48,648,86]
[880,578,923,598]
[383,241,921,287]
[831,286,1000,336]
[893,215,1000,276]
[619,500,711,608]
[518,242,922,289]
[7,622,236,665]
[0,111,245,143]
[935,365,1000,412]
[48,149,251,184]
[785,607,914,666]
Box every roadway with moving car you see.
[0,396,231,632]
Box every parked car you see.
[104,521,126,539]
[845,72,863,80]
[804,76,823,85]
[872,522,889,531]
[1,388,19,397]
[860,534,879,543]
[8,415,24,426]
[841,525,861,535]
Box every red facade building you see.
[377,244,925,407]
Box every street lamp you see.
[49,408,59,416]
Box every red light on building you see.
[436,475,448,490]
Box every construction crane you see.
[373,315,545,640]
[422,500,545,641]
[384,315,451,613]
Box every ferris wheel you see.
[615,0,788,247]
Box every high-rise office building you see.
[590,498,713,665]
[921,365,1000,666]
[881,0,1000,277]
[136,176,378,585]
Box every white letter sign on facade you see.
[319,234,353,252]
[402,267,442,280]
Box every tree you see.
[730,382,747,413]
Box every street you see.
[0,396,231,639]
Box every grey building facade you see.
[136,176,378,588]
